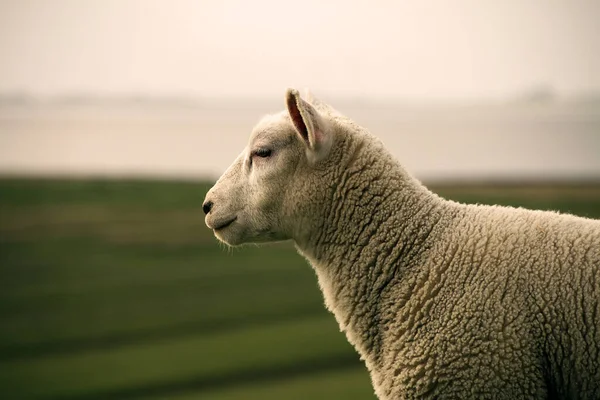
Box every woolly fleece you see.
[203,89,600,399]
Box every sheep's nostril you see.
[202,200,213,215]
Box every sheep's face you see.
[203,89,336,246]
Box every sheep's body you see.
[203,89,600,399]
[297,130,600,399]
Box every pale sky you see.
[1,0,599,99]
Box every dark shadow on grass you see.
[0,306,326,361]
[51,353,363,400]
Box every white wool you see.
[204,89,600,399]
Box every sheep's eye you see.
[253,148,272,158]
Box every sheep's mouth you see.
[214,217,237,231]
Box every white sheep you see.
[203,89,600,399]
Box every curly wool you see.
[204,89,600,399]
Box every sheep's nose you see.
[202,200,213,215]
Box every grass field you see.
[1,178,599,399]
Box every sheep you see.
[202,88,600,399]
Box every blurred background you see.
[0,1,599,399]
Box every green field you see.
[1,178,599,399]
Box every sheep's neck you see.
[296,162,445,367]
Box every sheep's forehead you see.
[249,111,293,146]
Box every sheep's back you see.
[521,210,600,398]
[377,204,600,399]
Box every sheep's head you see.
[203,88,339,246]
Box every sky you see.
[0,0,599,100]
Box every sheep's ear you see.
[300,88,333,114]
[286,88,332,162]
[301,87,315,103]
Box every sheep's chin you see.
[213,227,245,247]
[212,224,262,246]
[214,225,289,247]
